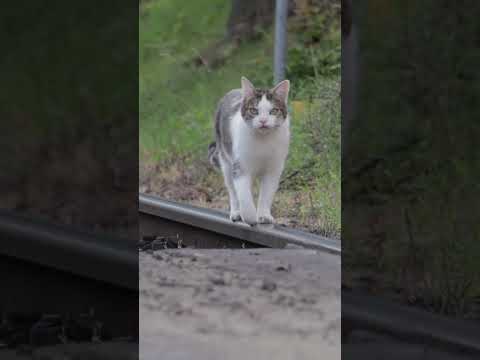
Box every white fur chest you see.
[230,111,290,175]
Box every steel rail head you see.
[139,193,341,254]
[343,291,480,355]
[0,210,138,291]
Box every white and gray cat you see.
[209,77,290,226]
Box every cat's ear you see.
[241,76,255,98]
[272,79,290,103]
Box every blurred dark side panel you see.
[1,1,138,239]
[0,1,138,357]
[342,0,480,358]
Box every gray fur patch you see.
[214,89,242,161]
[208,142,220,168]
[232,160,244,179]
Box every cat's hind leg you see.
[220,157,241,222]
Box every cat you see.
[208,76,290,226]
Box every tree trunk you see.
[226,0,276,41]
[192,0,276,68]
[191,0,300,69]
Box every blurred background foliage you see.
[0,1,138,238]
[343,0,480,316]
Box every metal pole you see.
[341,0,358,158]
[274,0,288,84]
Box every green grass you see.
[140,0,266,160]
[140,0,341,237]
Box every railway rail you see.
[139,193,340,252]
[0,210,138,348]
[139,193,480,358]
[343,291,480,357]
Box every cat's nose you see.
[260,119,267,124]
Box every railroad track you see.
[343,291,480,357]
[0,209,138,348]
[139,193,340,252]
[140,193,480,358]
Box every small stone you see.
[153,253,164,261]
[261,280,277,292]
[210,277,225,286]
[275,265,291,272]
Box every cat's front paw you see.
[257,213,274,224]
[230,211,242,222]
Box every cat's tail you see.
[208,142,220,169]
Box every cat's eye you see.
[248,108,258,115]
[270,108,279,115]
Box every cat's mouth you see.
[256,125,272,133]
[257,122,274,129]
[257,124,278,132]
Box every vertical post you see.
[274,0,288,84]
[341,0,358,158]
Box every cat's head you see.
[240,76,290,133]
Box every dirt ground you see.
[139,248,341,360]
